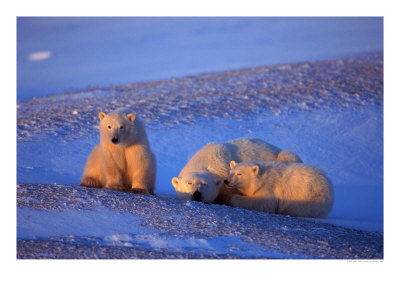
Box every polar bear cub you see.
[172,138,302,204]
[80,107,156,194]
[225,161,334,218]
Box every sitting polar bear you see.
[171,138,302,204]
[225,161,334,218]
[80,107,156,194]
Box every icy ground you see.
[17,52,383,259]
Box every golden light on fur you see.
[172,138,302,204]
[80,108,156,194]
[227,161,334,218]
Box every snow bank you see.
[18,104,383,225]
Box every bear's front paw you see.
[80,177,103,189]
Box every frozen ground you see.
[17,52,383,259]
[17,184,382,259]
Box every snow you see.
[17,206,152,241]
[15,18,384,259]
[17,17,383,101]
[17,190,314,258]
[315,218,383,233]
[17,104,383,232]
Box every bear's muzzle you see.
[192,191,202,201]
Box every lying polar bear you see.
[171,138,302,204]
[225,161,334,218]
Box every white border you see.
[3,1,399,299]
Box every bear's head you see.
[224,161,260,195]
[99,111,136,145]
[171,172,223,203]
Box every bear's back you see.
[274,162,334,218]
[226,138,281,162]
[179,142,232,178]
[180,138,283,178]
[259,161,333,204]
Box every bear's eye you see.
[237,173,242,176]
[108,125,111,129]
[203,182,207,186]
[188,182,192,185]
[120,126,124,129]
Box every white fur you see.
[80,108,156,194]
[172,138,302,203]
[226,161,334,218]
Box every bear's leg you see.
[101,149,128,191]
[126,146,153,194]
[103,169,127,191]
[80,145,104,188]
[129,166,150,194]
[277,200,331,218]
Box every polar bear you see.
[171,138,302,204]
[80,108,156,194]
[225,161,334,218]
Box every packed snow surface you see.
[17,52,383,258]
[17,184,382,259]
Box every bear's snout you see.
[192,191,202,201]
[111,137,119,144]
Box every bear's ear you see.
[127,113,136,123]
[171,177,180,188]
[215,179,222,188]
[230,161,236,169]
[99,112,106,120]
[252,165,259,175]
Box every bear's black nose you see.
[112,137,119,144]
[192,191,202,201]
[224,180,229,185]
